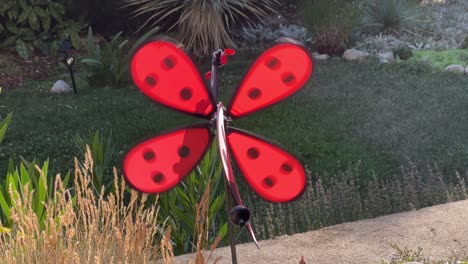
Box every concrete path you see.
[175,199,468,263]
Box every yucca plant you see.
[365,0,424,34]
[122,0,281,57]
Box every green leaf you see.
[0,190,11,226]
[34,39,49,55]
[71,32,80,50]
[81,58,102,65]
[42,13,50,32]
[17,6,32,24]
[19,0,27,9]
[29,12,39,32]
[49,2,65,15]
[35,163,48,224]
[16,39,29,59]
[0,24,4,34]
[34,6,47,17]
[5,21,18,34]
[0,113,13,145]
[48,6,61,22]
[7,8,19,21]
[3,36,17,47]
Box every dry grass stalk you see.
[0,147,162,264]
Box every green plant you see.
[0,0,83,59]
[73,130,115,193]
[156,144,227,255]
[0,159,71,229]
[0,113,13,145]
[122,0,281,57]
[0,151,162,263]
[81,26,158,88]
[411,49,468,71]
[461,36,468,49]
[301,0,360,55]
[393,45,413,60]
[365,0,423,34]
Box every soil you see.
[175,200,468,264]
[0,51,57,90]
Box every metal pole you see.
[224,177,238,264]
[68,66,77,94]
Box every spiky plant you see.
[122,0,281,57]
[365,0,424,34]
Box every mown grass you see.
[2,55,468,185]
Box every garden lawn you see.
[1,56,468,186]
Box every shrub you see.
[301,0,361,56]
[365,0,424,34]
[122,0,281,57]
[155,144,227,255]
[81,26,158,88]
[0,0,85,59]
[393,45,413,60]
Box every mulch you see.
[0,51,58,90]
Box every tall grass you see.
[0,147,223,263]
[0,150,162,263]
[242,162,468,241]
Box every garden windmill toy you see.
[123,37,313,258]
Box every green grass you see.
[412,49,468,71]
[1,56,468,186]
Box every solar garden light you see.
[59,36,77,94]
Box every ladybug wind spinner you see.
[123,37,313,249]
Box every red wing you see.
[123,124,213,193]
[227,42,313,119]
[227,128,306,203]
[131,39,215,118]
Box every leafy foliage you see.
[73,130,115,193]
[155,144,227,255]
[412,49,468,70]
[393,45,413,60]
[0,158,72,230]
[0,0,85,59]
[301,0,361,55]
[81,26,158,88]
[0,113,13,145]
[122,0,281,57]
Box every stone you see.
[342,49,370,61]
[312,52,329,60]
[378,51,394,63]
[444,64,465,73]
[50,80,72,93]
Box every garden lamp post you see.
[59,37,77,94]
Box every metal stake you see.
[224,177,238,264]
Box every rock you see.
[312,52,329,60]
[50,80,72,93]
[378,52,394,63]
[444,64,465,73]
[342,49,370,61]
